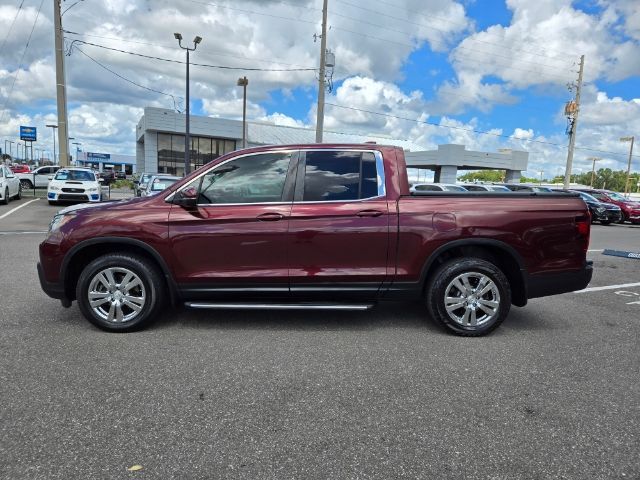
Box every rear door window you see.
[302,151,381,202]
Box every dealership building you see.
[135,107,528,182]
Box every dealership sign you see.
[20,126,37,141]
[87,152,111,161]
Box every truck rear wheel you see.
[426,258,511,336]
[76,253,165,332]
[20,179,32,190]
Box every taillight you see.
[575,214,591,252]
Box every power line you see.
[64,30,317,69]
[0,0,45,123]
[183,0,318,26]
[332,0,575,69]
[184,0,574,79]
[359,0,580,61]
[0,0,25,57]
[68,40,318,72]
[74,47,184,111]
[450,53,575,83]
[324,102,640,160]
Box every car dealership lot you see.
[1,199,639,479]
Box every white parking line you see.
[0,198,39,220]
[0,230,47,235]
[588,249,604,252]
[575,282,640,293]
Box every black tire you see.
[48,201,58,206]
[19,179,32,191]
[15,184,21,200]
[425,257,511,336]
[600,220,611,226]
[1,188,8,205]
[76,253,165,332]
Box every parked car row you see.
[410,182,639,225]
[134,172,182,197]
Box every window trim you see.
[165,150,299,206]
[293,149,386,204]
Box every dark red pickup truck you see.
[38,144,593,335]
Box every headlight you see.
[48,213,73,233]
[88,187,98,192]
[596,207,606,213]
[49,185,60,191]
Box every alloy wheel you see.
[443,272,501,327]
[87,267,146,323]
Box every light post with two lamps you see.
[588,157,601,188]
[72,142,82,166]
[174,33,202,176]
[47,124,58,165]
[620,136,635,197]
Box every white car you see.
[0,165,21,204]
[144,175,182,197]
[47,167,103,205]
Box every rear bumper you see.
[526,261,593,299]
[37,262,71,306]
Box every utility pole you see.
[315,0,328,143]
[237,76,248,148]
[54,0,70,166]
[564,54,585,189]
[620,136,635,196]
[588,157,601,187]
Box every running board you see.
[184,302,375,311]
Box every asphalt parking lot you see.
[1,198,639,479]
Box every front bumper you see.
[37,262,71,307]
[605,210,622,222]
[526,261,594,299]
[48,191,100,202]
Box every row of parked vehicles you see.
[410,182,640,225]
[134,173,182,198]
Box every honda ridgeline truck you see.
[38,144,593,336]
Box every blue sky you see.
[1,0,639,178]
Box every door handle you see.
[356,209,383,218]
[257,212,285,221]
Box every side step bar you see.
[184,302,375,311]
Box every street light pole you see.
[8,140,14,160]
[72,142,81,165]
[174,33,202,176]
[237,76,248,148]
[588,157,601,188]
[620,136,635,197]
[47,124,58,165]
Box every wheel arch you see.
[61,237,178,305]
[420,239,528,307]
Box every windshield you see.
[605,191,627,202]
[54,170,96,181]
[151,178,179,191]
[578,192,599,203]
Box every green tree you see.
[457,170,505,182]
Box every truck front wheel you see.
[426,258,511,336]
[76,253,165,332]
